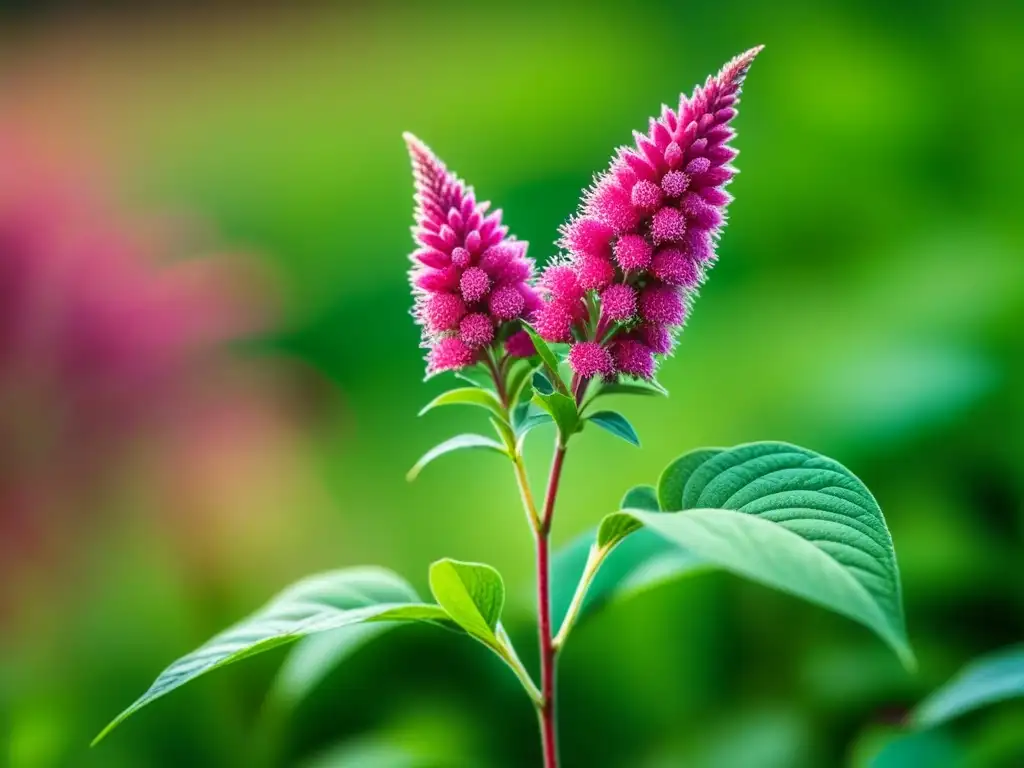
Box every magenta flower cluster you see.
[534,46,762,380]
[405,47,760,380]
[406,134,540,374]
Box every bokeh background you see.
[1,1,1023,766]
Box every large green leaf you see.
[913,645,1024,728]
[656,448,723,512]
[406,434,507,481]
[271,623,392,705]
[602,442,913,667]
[93,568,447,744]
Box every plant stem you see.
[552,543,605,650]
[536,442,567,768]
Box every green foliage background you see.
[1,1,1022,765]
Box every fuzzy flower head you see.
[406,134,540,374]
[538,46,762,379]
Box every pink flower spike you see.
[542,265,585,306]
[613,234,653,271]
[459,313,494,348]
[428,336,475,373]
[576,256,615,291]
[505,329,536,358]
[423,292,466,333]
[661,171,689,198]
[488,283,525,321]
[652,248,700,287]
[586,177,641,233]
[600,283,637,322]
[568,342,614,379]
[563,217,614,261]
[641,324,675,355]
[651,206,687,244]
[460,266,490,303]
[639,284,686,326]
[527,46,760,378]
[612,339,656,379]
[405,133,538,373]
[533,303,575,343]
[630,180,663,212]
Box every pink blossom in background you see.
[405,133,541,374]
[537,47,762,380]
[0,132,267,613]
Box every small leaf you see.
[93,568,446,745]
[521,323,564,389]
[912,645,1024,728]
[532,391,579,439]
[489,416,517,452]
[418,388,504,420]
[601,441,914,667]
[532,370,554,396]
[453,366,495,390]
[597,514,643,549]
[620,484,659,512]
[506,358,538,407]
[428,559,505,647]
[407,434,506,481]
[513,403,554,439]
[587,410,641,447]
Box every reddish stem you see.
[536,444,567,767]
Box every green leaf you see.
[592,378,668,399]
[532,391,579,439]
[406,434,506,481]
[657,448,724,511]
[512,403,554,439]
[418,388,504,420]
[550,486,705,630]
[93,568,447,745]
[604,441,914,667]
[532,370,554,396]
[428,559,505,647]
[587,410,641,447]
[505,358,538,407]
[271,624,391,706]
[620,484,659,511]
[521,323,564,389]
[912,645,1024,728]
[453,366,495,390]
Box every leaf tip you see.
[90,716,121,748]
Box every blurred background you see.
[1,1,1022,766]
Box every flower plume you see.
[405,133,540,374]
[536,46,762,379]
